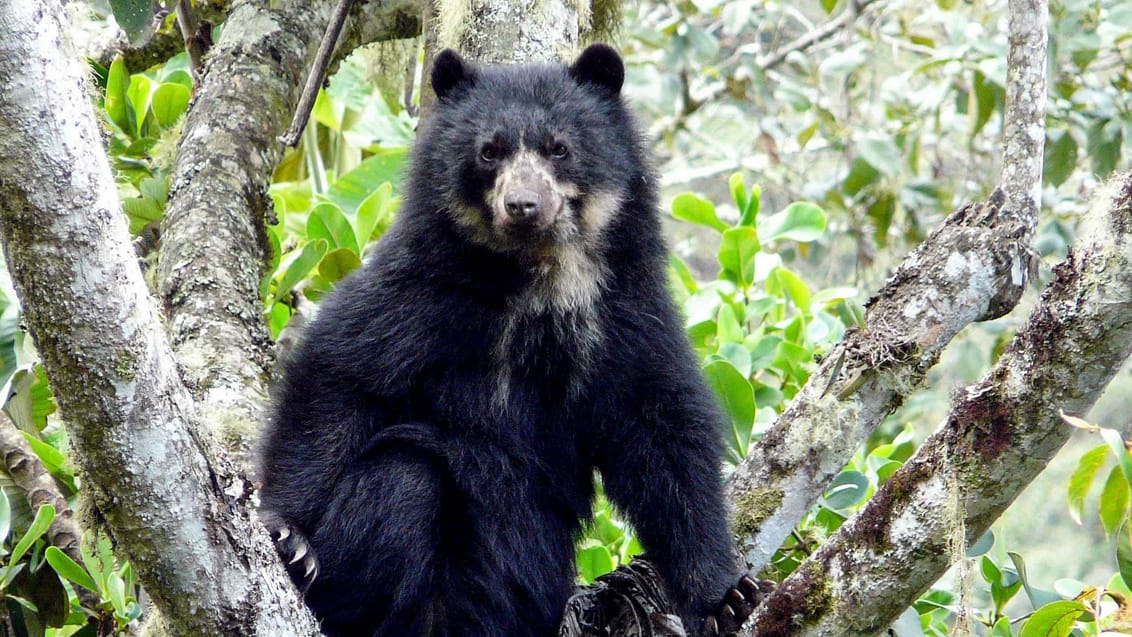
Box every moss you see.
[115,351,138,382]
[754,560,832,634]
[732,486,784,538]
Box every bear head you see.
[413,44,645,259]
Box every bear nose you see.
[504,190,541,219]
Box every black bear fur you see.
[259,44,748,637]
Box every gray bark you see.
[0,2,321,634]
[154,0,419,464]
[725,190,1034,573]
[725,0,1046,579]
[747,171,1132,636]
[437,0,581,63]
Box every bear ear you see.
[569,43,624,96]
[432,49,477,101]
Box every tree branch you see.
[748,170,1132,636]
[0,414,81,566]
[154,0,418,464]
[726,189,1033,574]
[0,3,320,634]
[726,0,1046,580]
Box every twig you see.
[756,0,880,71]
[175,0,211,82]
[279,0,357,147]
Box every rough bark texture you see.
[0,3,321,635]
[725,0,1047,579]
[724,190,1033,573]
[154,0,418,465]
[1000,0,1048,235]
[748,172,1132,637]
[437,0,582,63]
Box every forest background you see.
[0,0,1131,635]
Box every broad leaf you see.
[45,547,98,594]
[759,202,827,243]
[673,193,729,232]
[1067,444,1109,524]
[1018,600,1086,637]
[702,359,755,458]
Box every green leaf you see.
[981,555,1002,584]
[718,227,759,287]
[1086,119,1122,180]
[767,267,812,313]
[1101,465,1131,537]
[1119,519,1132,591]
[0,488,9,546]
[9,504,54,567]
[673,193,729,232]
[325,150,408,214]
[270,239,329,306]
[126,74,153,138]
[576,544,614,583]
[702,359,755,458]
[740,184,762,227]
[842,158,879,196]
[353,182,396,247]
[109,0,156,43]
[729,173,747,215]
[759,202,827,243]
[44,547,98,594]
[122,197,163,234]
[104,57,133,134]
[822,471,868,509]
[20,432,65,476]
[1044,130,1078,188]
[971,70,1001,139]
[1101,427,1132,488]
[308,204,359,254]
[1068,444,1109,524]
[151,83,191,129]
[108,572,127,614]
[967,530,994,557]
[718,343,751,378]
[1018,600,1086,637]
[856,137,902,176]
[820,0,837,12]
[989,616,1012,637]
[716,303,744,345]
[317,248,362,284]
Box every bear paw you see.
[263,514,319,593]
[702,576,774,636]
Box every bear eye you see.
[551,142,569,158]
[480,144,499,162]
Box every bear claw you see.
[263,514,320,593]
[703,575,774,636]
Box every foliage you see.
[622,0,1132,267]
[6,1,1132,634]
[94,53,193,235]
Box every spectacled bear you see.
[258,44,760,637]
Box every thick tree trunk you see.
[436,0,581,63]
[0,3,321,635]
[748,171,1132,636]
